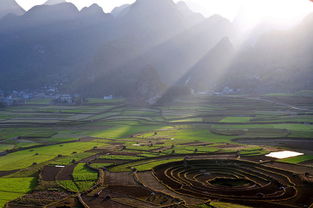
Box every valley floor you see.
[0,94,313,208]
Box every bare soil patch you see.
[82,194,133,208]
[105,172,137,186]
[180,142,213,146]
[8,191,69,207]
[136,171,203,205]
[56,164,76,180]
[92,159,125,164]
[41,166,63,181]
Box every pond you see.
[266,151,304,159]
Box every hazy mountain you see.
[135,15,234,84]
[220,12,313,93]
[0,0,312,99]
[80,4,105,17]
[44,0,66,5]
[81,0,206,95]
[0,0,24,19]
[111,4,130,17]
[0,2,112,91]
[185,37,235,91]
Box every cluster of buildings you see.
[192,87,241,96]
[0,90,30,106]
[0,89,85,106]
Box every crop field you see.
[0,95,313,207]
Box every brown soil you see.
[107,151,140,156]
[151,159,313,207]
[41,166,63,181]
[8,191,69,207]
[82,194,133,208]
[136,171,204,205]
[56,164,76,180]
[79,137,97,142]
[150,146,172,153]
[0,170,19,177]
[180,142,212,146]
[91,159,125,164]
[215,143,243,148]
[46,196,81,208]
[105,172,137,186]
[300,159,313,166]
[264,161,313,174]
[240,155,272,163]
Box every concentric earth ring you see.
[153,160,298,202]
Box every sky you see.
[16,0,313,26]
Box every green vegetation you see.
[0,142,107,171]
[134,158,183,171]
[110,158,183,172]
[0,177,35,207]
[98,155,142,160]
[72,163,98,181]
[75,181,95,192]
[91,124,164,139]
[220,117,252,123]
[57,180,78,192]
[52,152,96,165]
[1,94,313,207]
[0,128,56,139]
[279,155,313,164]
[89,163,113,169]
[26,98,52,105]
[239,147,268,156]
[87,98,124,104]
[210,201,252,208]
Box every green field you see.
[220,117,252,123]
[0,142,107,171]
[0,177,35,207]
[73,163,98,181]
[0,94,313,207]
[279,155,313,164]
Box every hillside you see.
[0,0,312,101]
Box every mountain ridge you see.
[0,0,312,101]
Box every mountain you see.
[0,1,112,91]
[0,0,24,19]
[111,4,130,17]
[133,15,234,84]
[0,0,312,100]
[184,37,235,91]
[218,12,313,93]
[79,0,206,96]
[44,0,66,5]
[80,4,105,17]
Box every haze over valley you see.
[1,0,313,103]
[1,1,313,208]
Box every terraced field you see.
[153,159,313,207]
[0,94,313,207]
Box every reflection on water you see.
[266,151,304,159]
